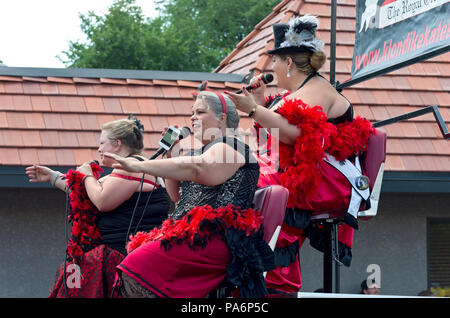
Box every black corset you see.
[170,137,260,220]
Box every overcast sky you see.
[0,0,158,68]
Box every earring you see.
[287,69,291,78]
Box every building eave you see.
[0,66,246,83]
[1,166,450,193]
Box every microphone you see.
[150,126,191,160]
[178,126,191,140]
[235,73,274,94]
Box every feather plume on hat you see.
[280,15,324,52]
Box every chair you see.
[309,129,387,293]
[212,185,289,297]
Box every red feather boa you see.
[271,98,375,209]
[126,204,263,254]
[65,162,104,263]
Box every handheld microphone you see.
[178,126,191,140]
[235,73,274,94]
[150,126,191,160]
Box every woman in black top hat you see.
[225,15,375,296]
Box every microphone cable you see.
[123,157,159,253]
[124,172,145,252]
[131,176,158,235]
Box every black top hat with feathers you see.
[267,15,324,55]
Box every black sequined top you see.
[170,137,260,220]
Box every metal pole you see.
[373,105,449,139]
[333,223,340,293]
[323,221,333,293]
[330,0,337,86]
[329,0,340,293]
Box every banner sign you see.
[351,0,450,81]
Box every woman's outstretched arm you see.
[104,141,245,187]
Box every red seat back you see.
[253,185,289,244]
[363,128,387,191]
[358,128,387,220]
[310,128,387,222]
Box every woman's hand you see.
[25,165,55,183]
[76,162,93,175]
[224,87,259,115]
[103,153,142,173]
[248,74,267,106]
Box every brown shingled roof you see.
[0,70,251,166]
[215,0,450,172]
[0,0,449,174]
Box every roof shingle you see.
[0,69,247,166]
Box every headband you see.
[196,81,227,114]
[215,92,227,114]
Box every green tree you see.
[61,0,280,71]
[60,0,165,70]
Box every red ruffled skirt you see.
[116,204,275,298]
[118,237,230,298]
[49,245,124,298]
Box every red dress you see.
[118,205,269,298]
[254,95,374,294]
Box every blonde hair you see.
[281,50,327,75]
[102,119,144,155]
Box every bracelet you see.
[82,175,95,183]
[50,171,62,187]
[248,105,258,118]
